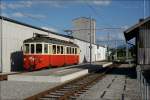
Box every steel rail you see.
[25,64,120,100]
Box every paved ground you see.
[77,64,141,100]
[0,81,61,100]
[0,61,111,100]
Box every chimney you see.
[139,18,144,22]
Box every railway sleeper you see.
[39,98,57,100]
[50,92,64,96]
[44,94,61,98]
[69,96,76,100]
[58,89,71,91]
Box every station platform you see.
[7,61,112,83]
[8,68,88,83]
[92,62,112,67]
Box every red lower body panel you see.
[50,55,65,67]
[23,54,79,70]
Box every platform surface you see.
[8,68,88,82]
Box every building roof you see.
[72,17,96,22]
[124,16,150,41]
[0,16,72,39]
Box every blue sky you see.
[0,0,150,46]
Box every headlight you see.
[29,57,34,61]
[24,58,26,61]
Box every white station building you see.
[0,16,107,73]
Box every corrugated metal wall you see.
[138,22,150,64]
[74,39,106,63]
[0,19,2,72]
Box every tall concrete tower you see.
[72,17,96,44]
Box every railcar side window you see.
[24,44,29,53]
[61,46,64,54]
[72,48,74,54]
[36,44,42,54]
[49,45,52,54]
[57,46,60,54]
[52,45,56,54]
[31,44,35,54]
[44,44,48,54]
[67,47,69,54]
[70,47,71,54]
[75,48,77,54]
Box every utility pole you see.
[144,0,146,18]
[107,32,110,61]
[89,17,92,65]
[115,40,118,60]
[0,15,3,72]
[126,42,129,61]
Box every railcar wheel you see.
[28,66,34,71]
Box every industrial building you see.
[124,16,150,99]
[0,16,106,73]
[72,17,96,44]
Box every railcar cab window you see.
[52,45,56,54]
[31,44,35,54]
[24,44,29,53]
[36,44,42,54]
[44,44,48,54]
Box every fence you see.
[137,65,150,100]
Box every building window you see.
[24,44,29,53]
[44,44,48,54]
[31,44,35,54]
[52,45,56,54]
[36,44,42,54]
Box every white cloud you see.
[29,0,111,8]
[12,12,24,18]
[42,26,59,33]
[0,3,6,9]
[1,1,33,9]
[12,12,46,19]
[92,0,111,6]
[121,25,129,30]
[1,13,9,17]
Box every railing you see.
[137,65,150,100]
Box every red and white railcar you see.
[23,34,80,71]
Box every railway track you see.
[25,64,119,100]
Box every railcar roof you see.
[24,36,79,47]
